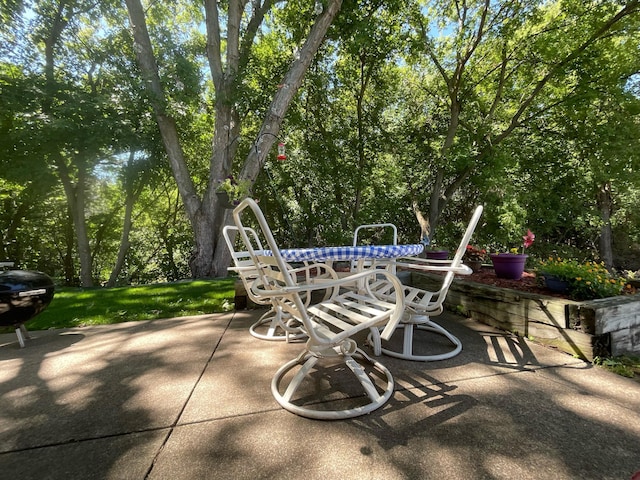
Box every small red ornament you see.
[277,142,286,161]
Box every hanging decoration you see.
[277,142,287,161]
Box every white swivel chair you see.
[364,206,483,361]
[231,198,406,420]
[224,225,338,341]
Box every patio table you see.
[269,244,424,263]
[269,244,472,276]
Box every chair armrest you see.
[251,268,400,298]
[394,257,472,275]
[228,265,257,274]
[373,270,406,341]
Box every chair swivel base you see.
[378,314,462,362]
[249,310,306,342]
[271,347,394,420]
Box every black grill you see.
[0,270,55,347]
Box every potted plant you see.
[465,245,487,273]
[425,248,449,260]
[490,229,535,279]
[536,257,627,300]
[216,175,252,208]
[420,234,448,260]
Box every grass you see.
[4,278,236,331]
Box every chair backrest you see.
[223,225,264,273]
[353,223,398,246]
[451,206,484,266]
[351,223,398,273]
[222,225,271,307]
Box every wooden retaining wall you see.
[409,272,640,361]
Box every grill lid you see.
[0,270,54,293]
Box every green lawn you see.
[8,279,236,331]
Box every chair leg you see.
[380,314,462,362]
[271,347,394,420]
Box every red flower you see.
[466,245,487,261]
[523,229,535,249]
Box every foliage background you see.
[1,0,639,285]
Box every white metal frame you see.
[232,198,406,420]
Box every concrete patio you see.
[1,309,639,479]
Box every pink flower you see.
[523,229,535,249]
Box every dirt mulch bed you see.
[464,269,568,297]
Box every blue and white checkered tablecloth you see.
[268,244,424,262]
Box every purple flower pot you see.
[425,250,449,260]
[490,253,528,280]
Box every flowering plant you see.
[536,257,628,300]
[216,175,251,205]
[465,245,487,262]
[508,229,535,254]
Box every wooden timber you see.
[409,272,640,361]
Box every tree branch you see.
[203,0,224,90]
[495,0,640,145]
[124,0,200,218]
[242,0,343,181]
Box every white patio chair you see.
[365,206,483,361]
[224,225,339,341]
[231,198,406,420]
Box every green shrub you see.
[535,257,628,300]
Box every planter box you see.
[408,272,640,361]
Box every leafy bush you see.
[536,257,628,300]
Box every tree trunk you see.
[598,180,614,270]
[63,208,76,285]
[126,0,342,278]
[39,2,95,286]
[54,154,93,286]
[106,151,138,287]
[73,162,93,286]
